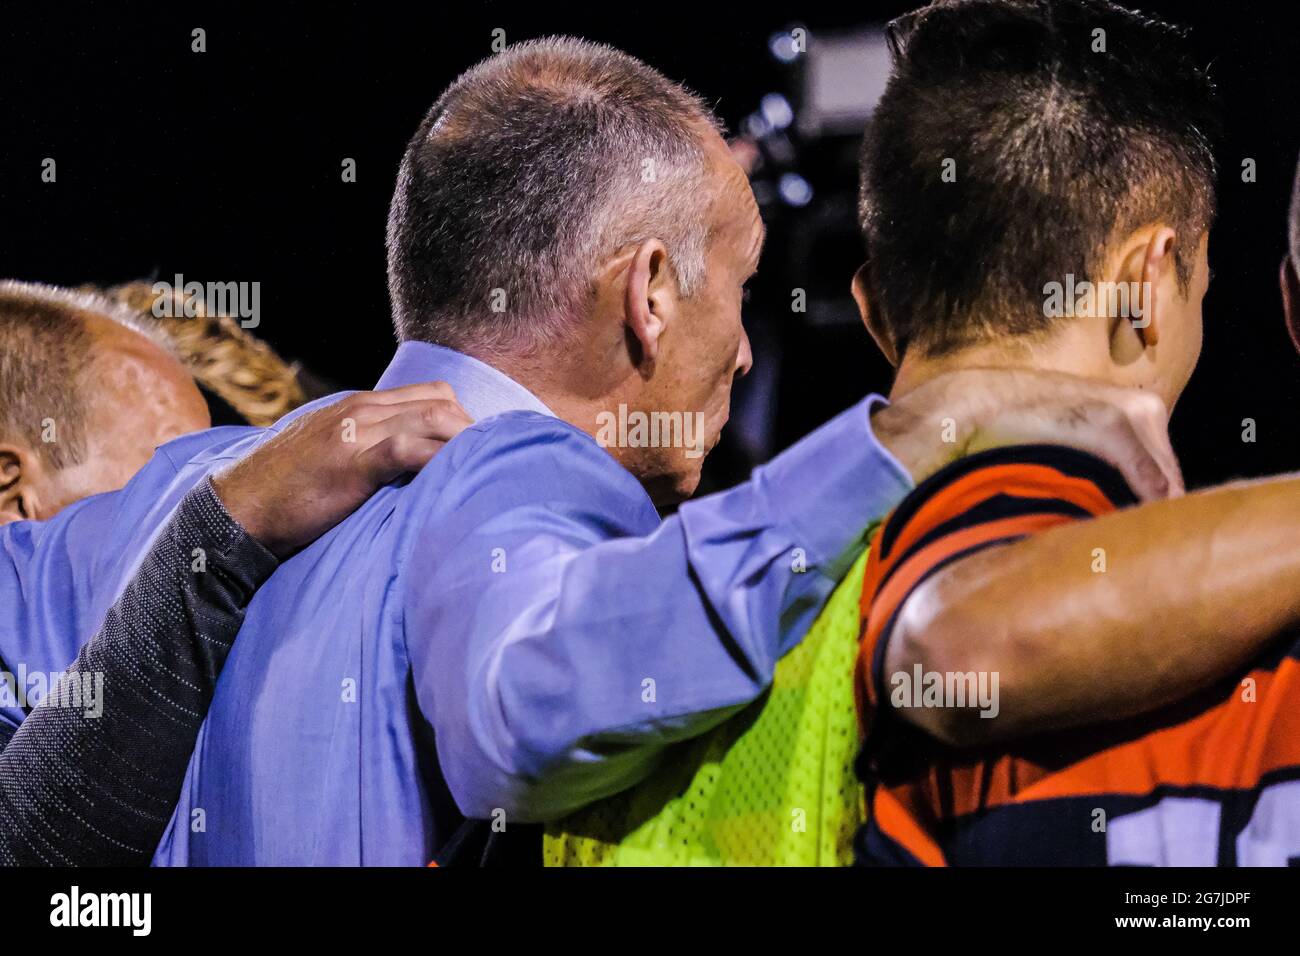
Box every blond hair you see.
[99,281,306,426]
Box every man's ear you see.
[1281,256,1300,355]
[853,263,898,367]
[1111,226,1176,359]
[623,238,675,375]
[0,445,41,525]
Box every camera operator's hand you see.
[871,368,1182,501]
[212,381,473,558]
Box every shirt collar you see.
[374,341,554,421]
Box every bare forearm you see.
[894,473,1300,744]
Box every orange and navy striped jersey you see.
[853,444,1300,866]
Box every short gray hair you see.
[386,36,721,357]
[0,280,170,468]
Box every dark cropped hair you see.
[858,0,1219,357]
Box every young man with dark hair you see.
[850,0,1300,866]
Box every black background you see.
[2,864,1286,939]
[2,0,1298,492]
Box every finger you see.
[348,380,458,408]
[1050,389,1181,502]
[357,434,446,483]
[368,396,473,424]
[1027,401,1172,503]
[1099,419,1180,503]
[370,400,474,445]
[1114,445,1172,503]
[344,392,474,430]
[1131,419,1184,499]
[1117,394,1184,499]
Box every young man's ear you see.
[1110,226,1177,359]
[853,263,898,367]
[0,445,41,525]
[622,238,676,375]
[1280,255,1300,356]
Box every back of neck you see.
[890,325,1109,400]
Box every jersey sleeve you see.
[856,443,1140,713]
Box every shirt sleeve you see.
[858,443,1139,713]
[0,427,250,728]
[0,477,278,865]
[405,396,914,822]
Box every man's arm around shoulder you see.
[404,400,911,821]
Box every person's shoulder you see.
[883,444,1138,541]
[863,444,1137,615]
[0,426,256,551]
[454,410,601,456]
[156,424,264,472]
[454,411,640,479]
[161,392,350,475]
[415,409,654,517]
[88,426,267,563]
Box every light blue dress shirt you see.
[0,341,912,864]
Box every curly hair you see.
[98,281,307,426]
